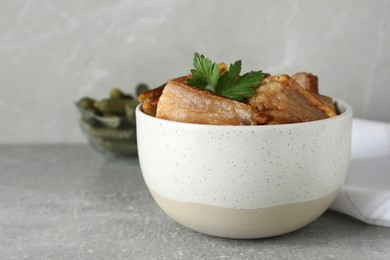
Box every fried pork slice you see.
[311,92,337,113]
[291,72,336,113]
[138,83,166,116]
[292,72,319,93]
[248,74,337,124]
[156,76,266,125]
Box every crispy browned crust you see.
[138,83,166,116]
[292,72,319,93]
[248,74,337,124]
[138,83,166,103]
[310,93,336,113]
[292,72,336,113]
[156,76,264,125]
[272,75,336,117]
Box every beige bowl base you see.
[150,189,339,239]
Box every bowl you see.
[75,101,138,158]
[136,100,353,239]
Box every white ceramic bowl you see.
[136,100,353,239]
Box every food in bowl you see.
[139,53,338,125]
[76,84,149,157]
[136,53,353,238]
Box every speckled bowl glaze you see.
[136,101,353,239]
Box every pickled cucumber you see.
[77,98,100,126]
[94,99,133,115]
[77,97,101,116]
[97,115,122,128]
[110,88,134,100]
[82,116,100,127]
[88,127,136,141]
[78,97,96,110]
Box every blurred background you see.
[1,0,389,144]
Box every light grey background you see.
[1,0,389,144]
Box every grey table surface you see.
[1,145,390,260]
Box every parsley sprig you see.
[187,53,265,101]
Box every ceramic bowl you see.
[136,100,353,239]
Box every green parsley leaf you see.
[187,53,265,101]
[219,70,265,101]
[186,53,220,93]
[215,60,242,95]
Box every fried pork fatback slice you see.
[291,72,319,93]
[248,74,337,124]
[292,72,336,113]
[156,76,264,125]
[138,83,166,116]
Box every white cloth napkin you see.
[330,118,390,227]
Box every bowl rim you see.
[135,99,353,129]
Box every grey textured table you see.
[1,145,390,260]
